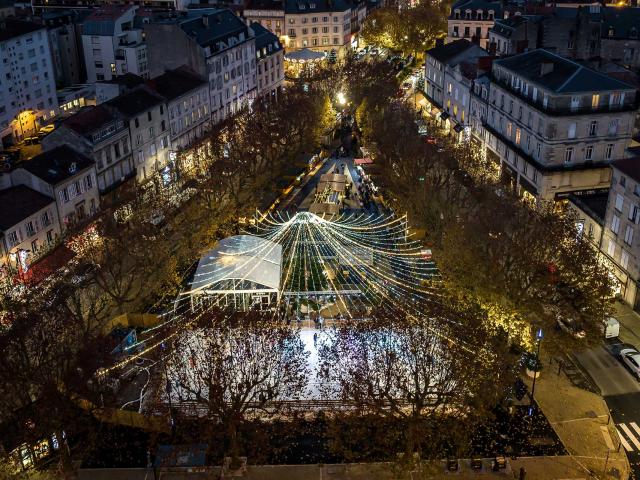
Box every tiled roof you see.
[148,67,207,101]
[494,49,634,93]
[0,19,43,43]
[19,146,94,186]
[0,186,55,231]
[613,157,640,184]
[106,86,164,117]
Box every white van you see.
[603,317,620,339]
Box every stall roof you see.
[190,235,282,293]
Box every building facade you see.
[42,105,135,194]
[144,9,257,123]
[11,145,100,227]
[105,86,171,182]
[447,0,502,49]
[473,49,637,201]
[602,159,640,309]
[0,185,61,271]
[251,22,284,97]
[283,0,353,51]
[42,11,83,88]
[150,67,211,152]
[81,5,149,83]
[0,19,59,148]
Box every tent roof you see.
[284,48,327,62]
[190,235,282,293]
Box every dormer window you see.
[608,26,615,37]
[454,9,460,19]
[488,10,494,20]
[309,2,315,7]
[630,27,638,39]
[465,9,471,19]
[298,2,305,9]
[476,10,483,20]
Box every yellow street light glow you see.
[337,92,347,105]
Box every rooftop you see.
[97,72,145,88]
[567,191,608,225]
[245,0,284,11]
[20,145,94,186]
[613,157,640,183]
[0,186,55,232]
[284,0,353,14]
[61,105,117,137]
[601,6,640,40]
[494,49,635,93]
[0,19,44,43]
[190,235,283,294]
[251,22,282,53]
[426,39,487,66]
[106,86,164,117]
[148,67,207,101]
[179,9,249,50]
[83,5,135,36]
[449,0,503,18]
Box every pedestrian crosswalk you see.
[616,422,640,452]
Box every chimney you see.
[540,61,554,76]
[202,15,209,27]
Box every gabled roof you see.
[0,186,55,231]
[20,146,94,186]
[494,49,635,93]
[613,157,640,184]
[61,105,116,137]
[190,235,282,293]
[0,19,43,43]
[148,67,207,101]
[106,86,164,117]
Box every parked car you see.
[620,346,640,380]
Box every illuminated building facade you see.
[0,19,59,148]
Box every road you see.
[575,341,640,476]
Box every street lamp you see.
[337,92,347,106]
[529,328,543,415]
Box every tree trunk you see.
[228,421,242,470]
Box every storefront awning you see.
[354,158,373,165]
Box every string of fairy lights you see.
[101,210,477,379]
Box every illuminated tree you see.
[166,309,309,468]
[318,304,515,458]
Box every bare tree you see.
[166,309,309,468]
[318,304,515,458]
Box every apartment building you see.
[600,6,640,70]
[105,86,171,182]
[447,0,502,49]
[42,105,135,194]
[251,22,284,97]
[488,14,542,56]
[244,0,285,39]
[11,145,99,227]
[0,185,61,271]
[424,39,488,115]
[0,19,59,148]
[283,0,353,52]
[144,9,257,123]
[42,11,83,88]
[81,5,149,83]
[602,158,640,309]
[150,67,211,151]
[474,49,637,201]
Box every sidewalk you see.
[531,347,630,479]
[613,301,640,346]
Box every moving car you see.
[620,346,640,380]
